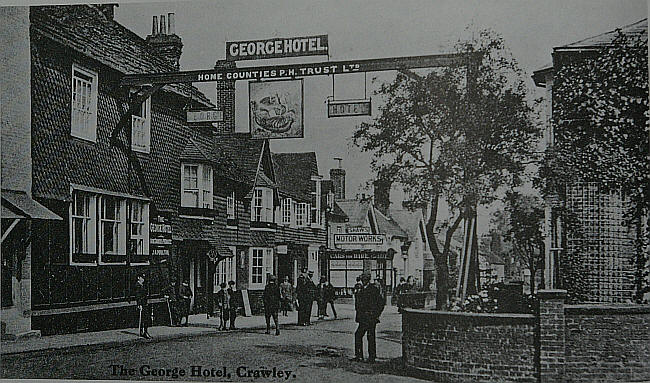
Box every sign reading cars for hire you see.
[249,79,304,139]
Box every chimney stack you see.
[95,4,118,20]
[329,158,346,201]
[214,60,237,134]
[373,176,392,216]
[146,13,183,71]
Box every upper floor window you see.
[281,198,292,225]
[71,64,98,142]
[131,96,151,153]
[296,202,309,227]
[252,187,273,223]
[227,191,236,220]
[181,163,213,209]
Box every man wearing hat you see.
[352,273,385,363]
[263,275,281,335]
[134,273,152,339]
[305,270,316,325]
[179,280,193,326]
[296,269,308,325]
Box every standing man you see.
[296,269,308,325]
[227,280,240,330]
[263,275,281,335]
[316,276,327,320]
[279,276,293,317]
[162,281,178,326]
[305,271,317,325]
[323,278,337,319]
[134,273,152,339]
[352,273,385,363]
[215,282,230,330]
[179,281,193,326]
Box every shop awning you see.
[1,190,61,220]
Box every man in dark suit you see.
[179,281,192,326]
[227,280,240,330]
[352,273,384,363]
[135,273,152,339]
[305,271,317,325]
[263,275,281,335]
[296,270,308,325]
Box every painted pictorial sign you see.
[226,35,328,61]
[249,79,304,139]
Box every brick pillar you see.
[214,60,236,134]
[537,289,566,383]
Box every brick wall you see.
[214,60,235,134]
[565,305,650,382]
[402,310,537,382]
[403,292,650,383]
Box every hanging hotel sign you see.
[328,99,371,117]
[226,35,328,61]
[249,79,304,139]
[334,234,384,245]
[186,109,223,123]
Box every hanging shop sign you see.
[328,99,371,117]
[186,109,223,123]
[334,234,384,245]
[226,35,328,61]
[249,79,304,139]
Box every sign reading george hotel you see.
[334,234,384,245]
[226,35,328,61]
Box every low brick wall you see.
[402,309,537,382]
[565,304,650,383]
[402,291,650,383]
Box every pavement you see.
[0,303,367,356]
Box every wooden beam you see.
[1,218,20,243]
[120,52,479,86]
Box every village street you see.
[1,305,426,382]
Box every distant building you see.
[533,19,647,303]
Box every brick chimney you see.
[214,60,236,134]
[373,177,392,216]
[146,13,183,71]
[329,158,346,201]
[95,3,118,20]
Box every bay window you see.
[181,163,213,210]
[251,187,273,223]
[69,189,149,266]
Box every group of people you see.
[212,280,242,331]
[135,273,194,339]
[261,269,338,335]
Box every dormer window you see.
[131,95,151,153]
[181,163,213,209]
[251,187,273,223]
[281,198,292,225]
[296,202,309,227]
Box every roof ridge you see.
[560,18,647,48]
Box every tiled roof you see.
[336,199,371,227]
[388,208,426,240]
[180,137,211,162]
[213,133,265,184]
[329,200,348,219]
[559,18,647,49]
[271,152,318,202]
[484,252,506,265]
[374,208,408,239]
[30,5,212,107]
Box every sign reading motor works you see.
[334,234,384,245]
[328,99,371,117]
[227,35,328,61]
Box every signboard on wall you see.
[346,226,371,234]
[328,99,371,117]
[326,250,389,260]
[149,215,172,262]
[249,79,304,139]
[334,234,384,246]
[226,35,328,61]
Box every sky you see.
[109,0,648,231]
[9,0,643,230]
